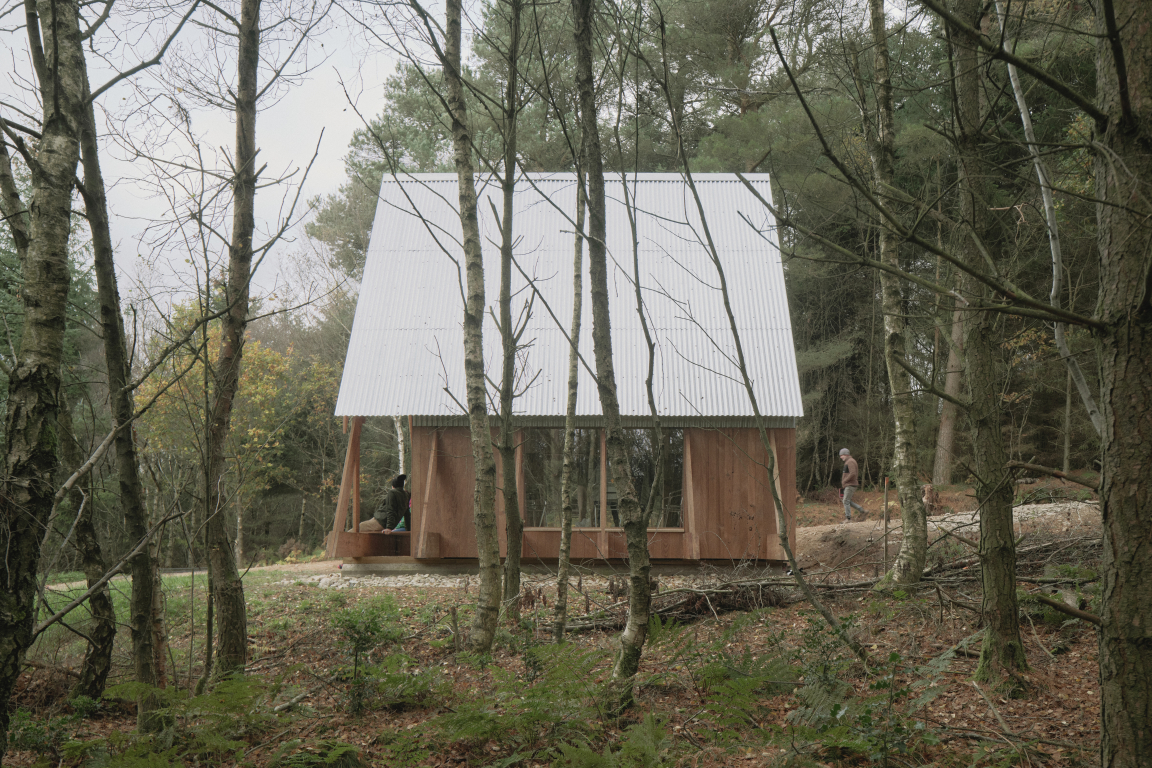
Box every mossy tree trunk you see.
[571,0,649,704]
[950,0,1027,689]
[58,407,115,703]
[428,0,503,651]
[1093,0,1152,762]
[78,83,164,728]
[204,0,262,675]
[0,0,85,758]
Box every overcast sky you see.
[3,9,398,309]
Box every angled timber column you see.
[352,424,362,532]
[598,428,608,557]
[514,428,526,538]
[515,429,525,518]
[413,426,440,559]
[326,416,365,558]
[769,428,797,561]
[683,430,700,560]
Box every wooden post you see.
[767,429,787,562]
[598,428,608,557]
[352,418,363,532]
[415,429,439,559]
[326,416,363,558]
[683,429,700,561]
[515,428,526,527]
[882,476,890,574]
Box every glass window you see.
[522,428,601,528]
[605,429,684,529]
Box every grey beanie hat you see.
[839,448,850,456]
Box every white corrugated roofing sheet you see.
[335,173,803,420]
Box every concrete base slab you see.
[340,558,786,577]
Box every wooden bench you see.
[329,531,441,559]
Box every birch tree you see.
[397,0,505,650]
[571,0,650,704]
[853,0,927,586]
[0,0,87,757]
[553,173,585,642]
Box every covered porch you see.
[327,417,796,565]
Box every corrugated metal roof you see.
[335,173,803,420]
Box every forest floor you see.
[11,482,1103,768]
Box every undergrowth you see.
[10,588,1100,767]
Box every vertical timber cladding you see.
[410,425,508,559]
[409,424,796,562]
[686,428,796,562]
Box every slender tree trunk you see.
[554,171,586,643]
[967,306,1027,687]
[0,0,84,758]
[77,86,165,728]
[149,534,168,690]
[204,0,261,675]
[1062,369,1072,474]
[499,0,524,621]
[932,303,964,485]
[299,493,307,542]
[1093,1,1152,762]
[70,482,116,701]
[394,416,406,474]
[857,0,927,586]
[572,0,648,703]
[0,133,29,262]
[195,556,214,695]
[951,0,1026,689]
[234,489,245,568]
[993,0,1104,439]
[58,408,115,702]
[437,0,502,651]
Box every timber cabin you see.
[326,173,803,566]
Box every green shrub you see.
[8,708,80,757]
[333,597,405,713]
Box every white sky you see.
[2,7,397,310]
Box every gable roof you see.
[335,173,803,424]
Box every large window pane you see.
[522,428,600,528]
[606,429,684,528]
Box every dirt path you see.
[794,500,1101,572]
[48,501,1097,592]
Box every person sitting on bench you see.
[361,474,410,533]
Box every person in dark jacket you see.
[361,475,410,532]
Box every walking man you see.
[839,448,865,522]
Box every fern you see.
[271,739,363,767]
[435,643,612,750]
[555,715,673,768]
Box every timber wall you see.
[405,425,796,563]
